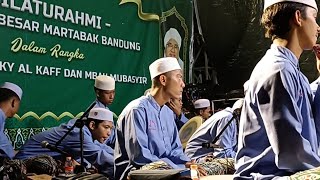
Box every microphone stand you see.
[203,110,240,148]
[54,102,96,171]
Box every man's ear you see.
[95,89,100,97]
[88,121,95,130]
[159,74,167,86]
[293,10,303,27]
[11,99,15,108]
[199,109,204,115]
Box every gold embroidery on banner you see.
[13,112,84,121]
[119,0,159,21]
[13,112,119,121]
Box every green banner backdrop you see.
[0,0,192,149]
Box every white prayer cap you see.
[164,28,181,49]
[149,57,181,79]
[232,99,244,110]
[264,0,317,11]
[0,82,23,100]
[88,108,113,122]
[194,99,210,109]
[94,75,115,91]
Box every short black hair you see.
[261,2,307,40]
[0,88,19,103]
[195,107,207,115]
[151,71,173,88]
[85,118,104,128]
[94,87,102,92]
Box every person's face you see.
[90,120,113,143]
[97,89,115,105]
[298,7,319,49]
[165,39,180,59]
[162,69,185,99]
[172,97,183,109]
[200,107,211,120]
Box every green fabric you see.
[0,0,192,149]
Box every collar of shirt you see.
[316,77,320,85]
[146,94,161,112]
[95,99,108,109]
[270,44,299,70]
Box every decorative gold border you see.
[13,112,84,121]
[159,7,189,77]
[13,111,119,121]
[119,0,159,21]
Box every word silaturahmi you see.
[0,0,101,29]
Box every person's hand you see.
[72,159,80,166]
[196,164,207,177]
[168,99,181,116]
[313,44,320,73]
[185,159,207,177]
[313,44,320,60]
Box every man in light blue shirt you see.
[114,57,191,180]
[0,82,23,161]
[185,99,243,162]
[15,108,115,178]
[234,0,320,179]
[193,99,211,122]
[92,75,115,110]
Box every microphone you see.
[202,143,221,149]
[79,102,96,120]
[41,141,71,157]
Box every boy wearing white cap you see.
[0,82,23,160]
[164,28,184,69]
[193,99,211,122]
[93,75,115,109]
[235,0,320,179]
[185,99,243,162]
[114,57,206,179]
[15,108,115,178]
